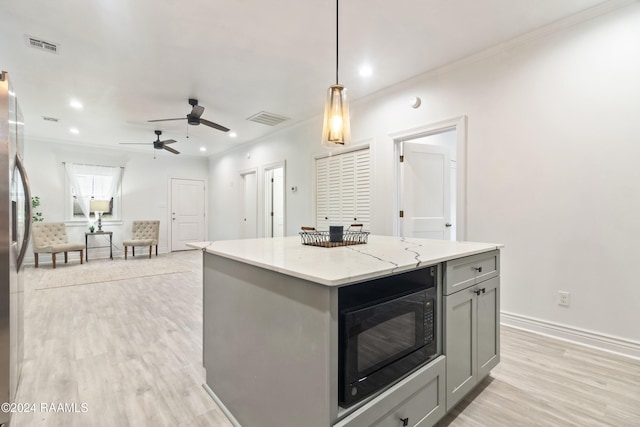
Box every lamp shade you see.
[321,84,351,147]
[89,199,110,212]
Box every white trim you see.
[390,116,467,241]
[239,168,258,238]
[313,139,371,160]
[262,160,286,238]
[501,311,640,361]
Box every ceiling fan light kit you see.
[321,0,351,148]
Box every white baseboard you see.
[501,311,640,361]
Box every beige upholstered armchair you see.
[31,222,85,268]
[123,220,160,259]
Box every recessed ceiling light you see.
[69,127,79,134]
[70,99,83,110]
[229,132,237,138]
[359,65,373,77]
[200,147,207,152]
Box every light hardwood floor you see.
[14,251,232,427]
[12,251,640,426]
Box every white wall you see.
[208,120,320,240]
[207,3,640,348]
[25,138,209,261]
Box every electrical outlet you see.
[558,291,570,307]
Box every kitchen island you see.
[194,235,502,427]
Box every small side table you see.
[85,231,113,261]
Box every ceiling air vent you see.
[246,111,290,126]
[25,35,59,54]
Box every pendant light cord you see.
[336,0,339,85]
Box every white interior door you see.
[242,171,257,238]
[265,166,285,237]
[401,142,451,240]
[171,178,205,251]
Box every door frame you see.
[239,168,258,238]
[168,177,207,252]
[262,160,286,238]
[390,116,467,240]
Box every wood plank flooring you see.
[437,327,640,427]
[13,251,232,427]
[12,251,640,426]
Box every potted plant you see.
[89,225,95,233]
[32,196,44,222]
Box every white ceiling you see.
[0,0,612,157]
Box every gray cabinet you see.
[444,252,500,412]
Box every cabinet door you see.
[444,288,477,412]
[477,277,500,379]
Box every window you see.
[315,147,370,230]
[64,163,123,221]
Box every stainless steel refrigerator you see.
[0,71,31,426]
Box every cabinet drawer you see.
[335,356,446,427]
[444,250,499,295]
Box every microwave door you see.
[12,154,31,270]
[346,296,425,379]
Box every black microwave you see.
[338,267,438,407]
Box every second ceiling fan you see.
[148,98,230,132]
[120,130,180,154]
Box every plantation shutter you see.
[315,147,370,231]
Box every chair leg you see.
[155,245,158,256]
[80,250,84,265]
[34,253,39,268]
[133,247,135,257]
[124,246,128,260]
[64,252,68,264]
[148,246,152,258]
[52,253,57,269]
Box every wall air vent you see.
[42,116,59,122]
[25,35,59,54]
[246,111,290,126]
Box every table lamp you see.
[89,199,110,231]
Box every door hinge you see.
[399,210,404,218]
[399,155,404,163]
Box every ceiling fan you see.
[148,98,230,132]
[120,130,180,154]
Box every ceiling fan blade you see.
[190,105,205,119]
[160,139,177,145]
[200,118,230,132]
[148,117,186,122]
[163,145,180,155]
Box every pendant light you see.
[321,0,351,147]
